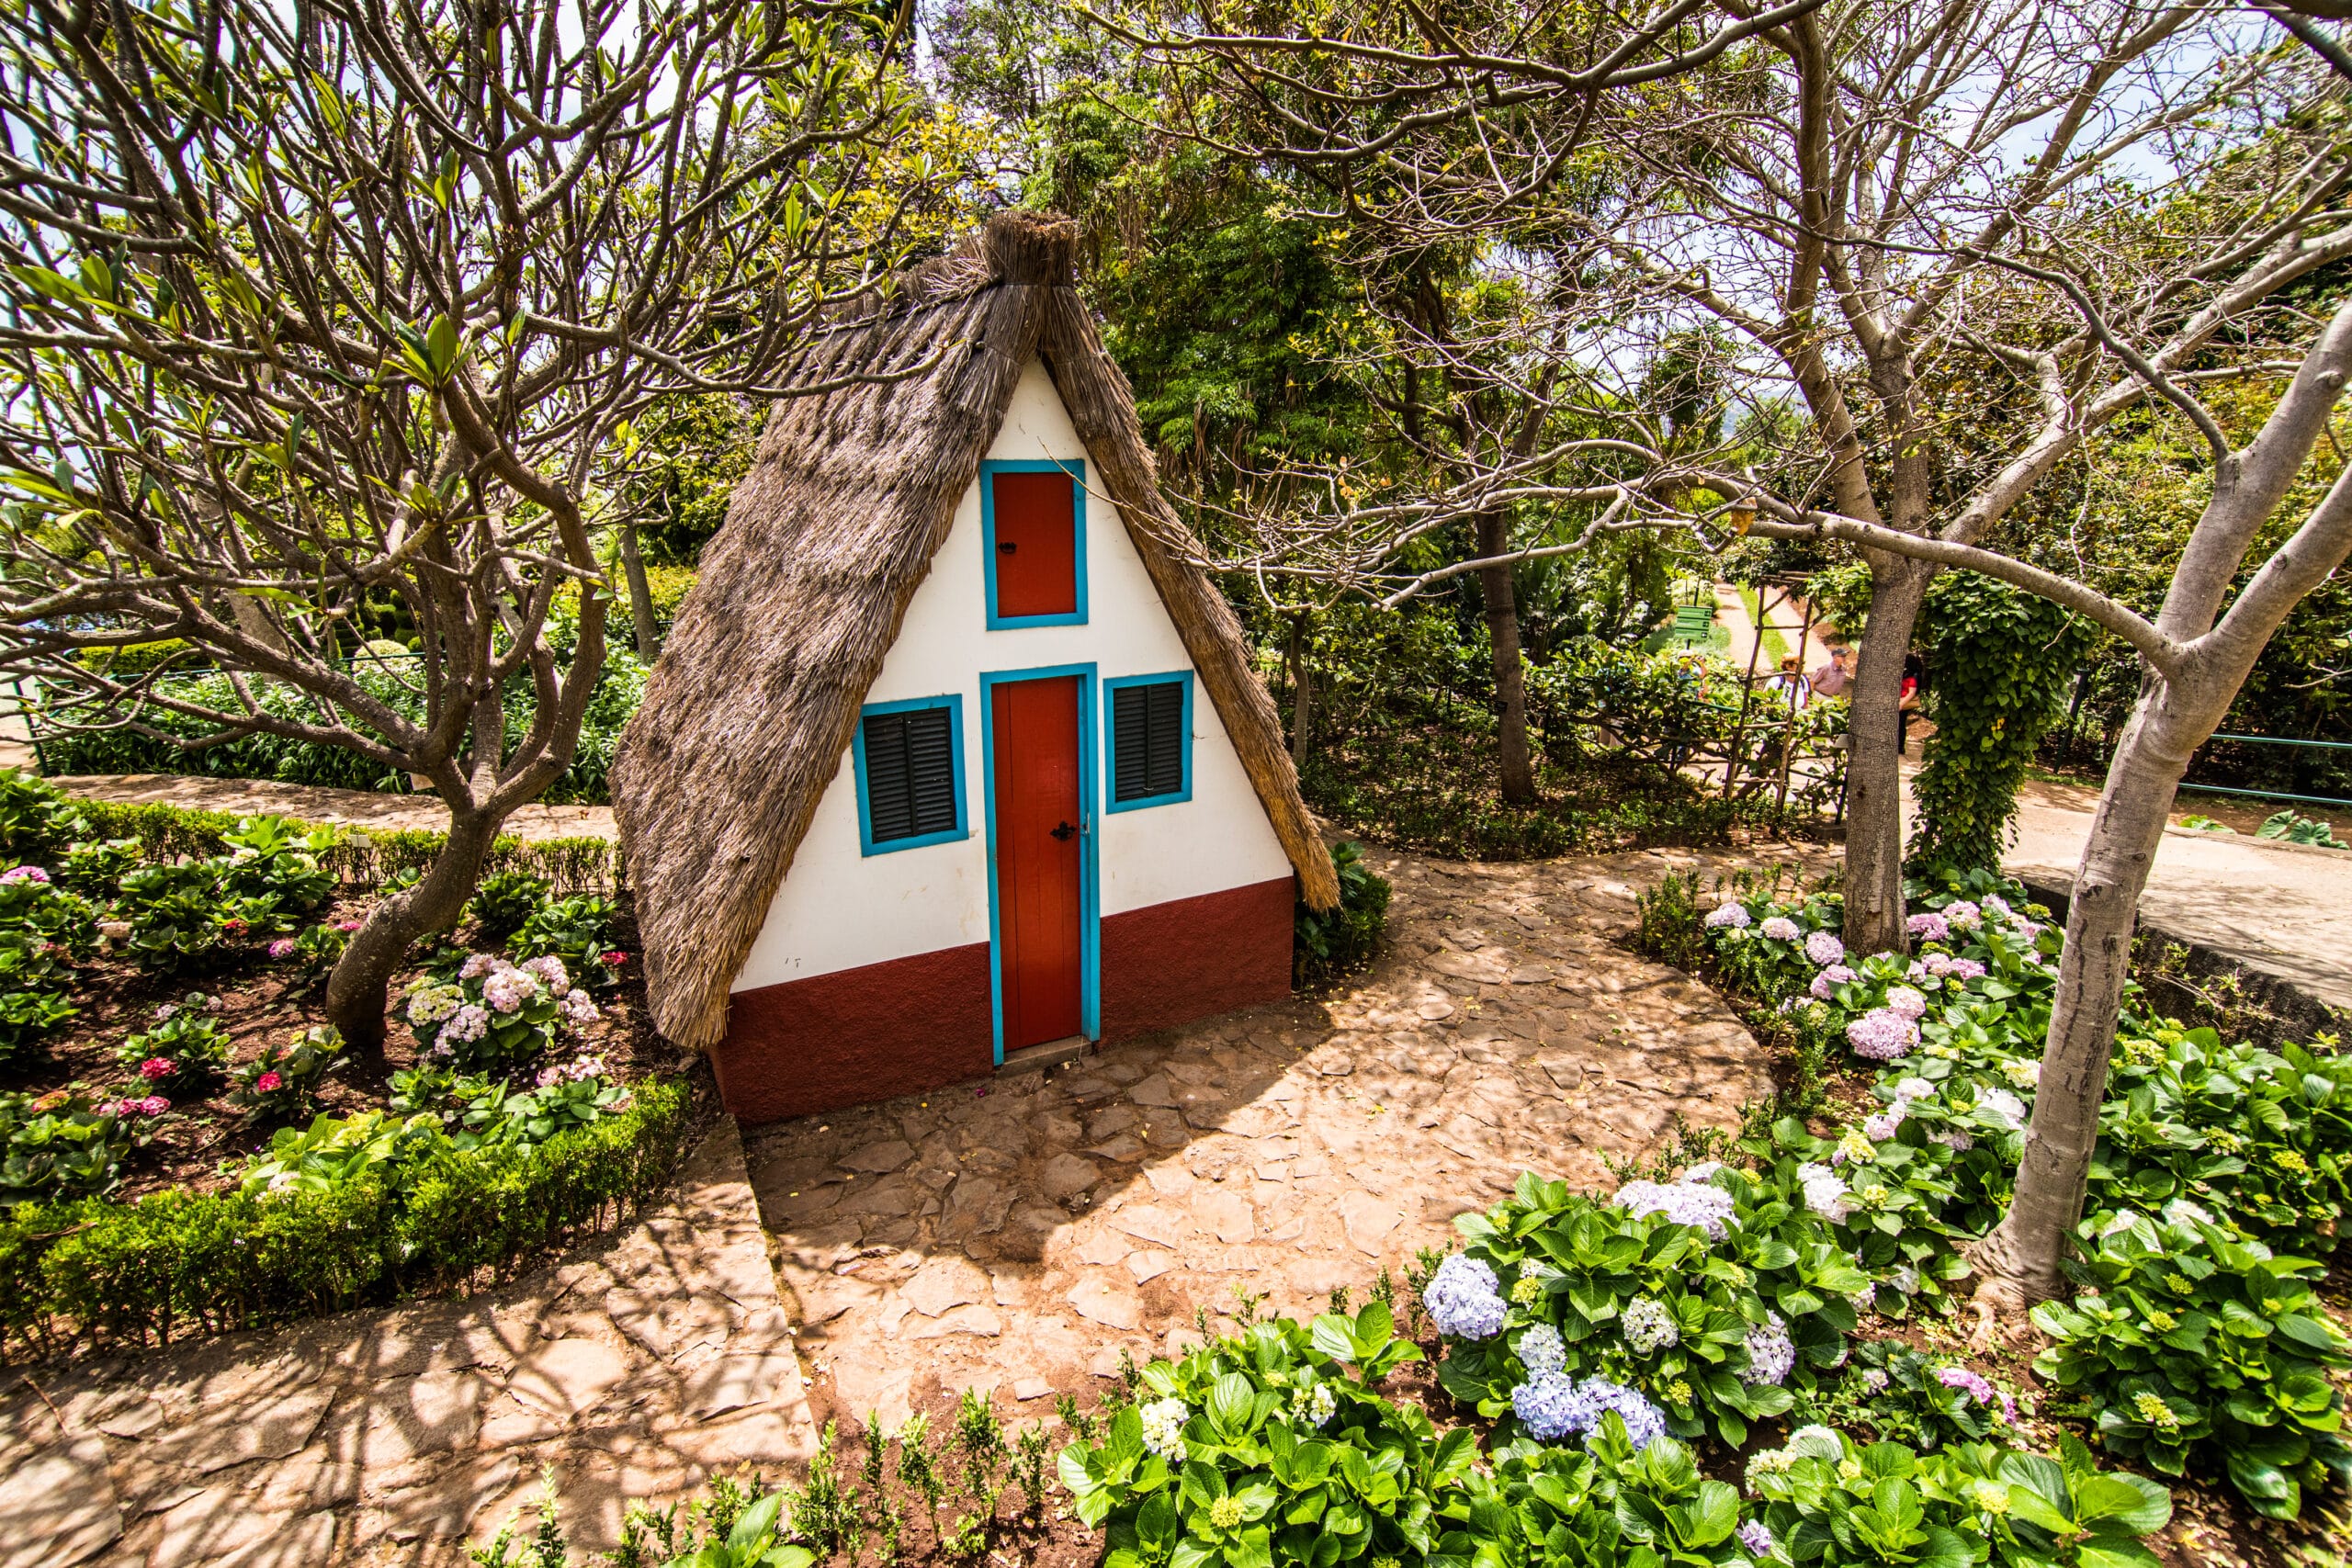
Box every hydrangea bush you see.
[1432,1168,1866,1448]
[404,953,598,1073]
[113,993,232,1097]
[227,1025,345,1123]
[0,1089,153,1196]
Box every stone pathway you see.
[1,1122,812,1568]
[751,842,1809,1431]
[51,774,616,843]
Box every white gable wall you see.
[731,360,1294,995]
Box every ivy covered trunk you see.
[1475,509,1537,805]
[1910,576,2092,870]
[1841,558,1931,955]
[325,807,505,1073]
[1968,681,2194,1305]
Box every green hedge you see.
[59,795,616,892]
[0,1078,694,1359]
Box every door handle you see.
[1050,820,1077,841]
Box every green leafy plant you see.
[0,769,90,860]
[469,869,550,942]
[2257,810,2347,849]
[116,993,232,1096]
[1794,1339,2025,1452]
[238,1108,447,1196]
[115,860,232,970]
[1295,841,1391,987]
[508,895,623,988]
[217,814,341,916]
[1059,1306,1463,1568]
[1,1089,151,1197]
[404,953,591,1072]
[226,1024,346,1122]
[1442,1421,1753,1566]
[2030,1208,2352,1518]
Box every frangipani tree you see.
[0,0,963,1062]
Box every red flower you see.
[139,1056,175,1080]
[222,918,248,935]
[254,1070,284,1093]
[601,951,629,966]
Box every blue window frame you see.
[1103,671,1193,811]
[980,458,1088,629]
[851,694,968,855]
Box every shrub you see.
[115,994,233,1096]
[227,1025,346,1123]
[0,767,90,861]
[1432,1167,1866,1448]
[403,952,597,1072]
[216,814,340,919]
[116,859,232,970]
[0,1090,152,1198]
[1794,1339,2026,1452]
[389,1055,631,1152]
[1441,1424,1753,1567]
[468,868,549,942]
[1295,841,1391,987]
[507,894,623,988]
[1057,1304,1465,1568]
[2030,1208,2352,1519]
[0,867,95,1058]
[238,1109,447,1196]
[0,1077,693,1356]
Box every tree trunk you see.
[1968,682,2193,1305]
[325,806,504,1074]
[1476,510,1537,805]
[1841,558,1931,953]
[1287,615,1314,773]
[617,524,662,663]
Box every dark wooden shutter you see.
[1113,681,1185,802]
[864,706,957,841]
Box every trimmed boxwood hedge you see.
[0,1077,695,1359]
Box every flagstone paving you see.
[749,840,1829,1431]
[0,1121,814,1568]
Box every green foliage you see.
[1441,1424,1753,1567]
[110,812,344,970]
[227,1024,346,1122]
[0,1077,692,1357]
[470,869,551,941]
[1794,1340,2026,1452]
[1295,842,1390,987]
[116,994,232,1095]
[404,953,582,1073]
[0,768,91,862]
[1908,575,2091,872]
[0,869,96,1057]
[1058,1305,1460,1568]
[239,1109,447,1196]
[0,1090,150,1197]
[2257,810,2347,848]
[508,895,622,987]
[1442,1168,1866,1449]
[390,1062,634,1153]
[2030,1209,2352,1518]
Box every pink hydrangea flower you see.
[335,918,363,931]
[1759,915,1802,942]
[1804,930,1845,966]
[601,950,628,966]
[268,938,298,959]
[1883,986,1928,1020]
[1846,1009,1920,1061]
[1905,911,1950,942]
[1943,900,1982,930]
[1,863,49,884]
[139,1057,175,1081]
[1809,964,1857,999]
[254,1070,284,1093]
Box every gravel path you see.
[50,773,616,842]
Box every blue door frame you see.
[978,661,1101,1063]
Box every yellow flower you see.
[1210,1495,1245,1530]
[1973,1482,2010,1516]
[2273,1148,2310,1174]
[2145,1310,2177,1333]
[1511,1276,1544,1305]
[1838,1459,1864,1483]
[2132,1392,2179,1431]
[1668,1379,1693,1405]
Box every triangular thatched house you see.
[611,211,1340,1123]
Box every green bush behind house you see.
[0,1077,694,1359]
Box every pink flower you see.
[601,951,628,966]
[335,919,363,931]
[254,1070,284,1093]
[1,863,49,884]
[139,1056,175,1080]
[122,1095,170,1116]
[268,938,298,959]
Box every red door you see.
[992,675,1085,1049]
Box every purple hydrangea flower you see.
[1936,1364,1996,1404]
[1883,986,1928,1020]
[1743,1313,1795,1386]
[1862,1105,1907,1142]
[1804,930,1846,966]
[1704,900,1753,930]
[1,863,49,884]
[1948,957,1987,980]
[1612,1178,1737,1239]
[1424,1254,1507,1340]
[1982,895,2012,918]
[1809,963,1857,999]
[1759,915,1802,942]
[1518,1323,1567,1377]
[1905,911,1950,942]
[1943,900,1982,930]
[1739,1520,1777,1557]
[1582,1378,1670,1450]
[1846,1009,1920,1061]
[1511,1371,1591,1439]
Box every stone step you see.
[1000,1035,1090,1076]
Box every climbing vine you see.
[1909,573,2093,872]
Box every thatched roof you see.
[610,211,1340,1053]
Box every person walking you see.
[1810,643,1852,699]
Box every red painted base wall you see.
[1100,877,1295,1043]
[714,876,1295,1122]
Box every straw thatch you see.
[611,211,1339,1053]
